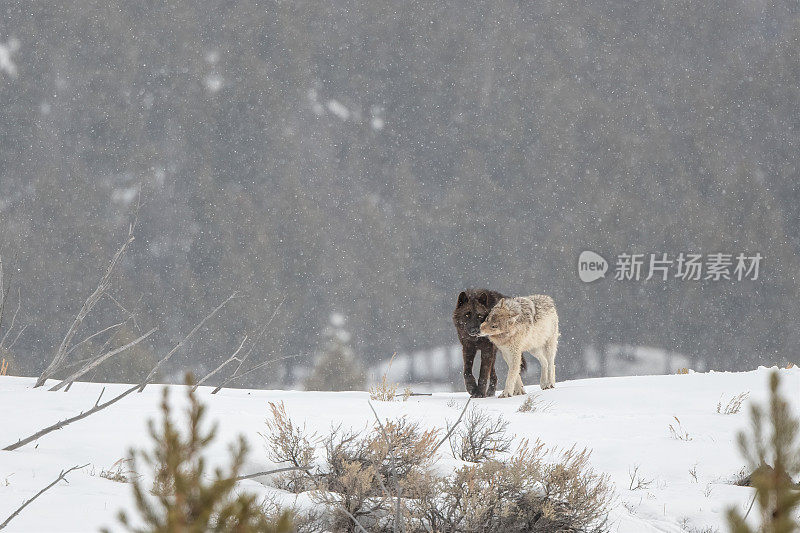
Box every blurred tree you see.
[304,313,365,391]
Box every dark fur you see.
[453,289,525,397]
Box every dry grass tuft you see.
[716,392,749,415]
[0,358,8,376]
[676,367,690,375]
[517,393,551,413]
[99,458,134,483]
[668,416,692,441]
[369,353,398,401]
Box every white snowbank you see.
[0,367,797,532]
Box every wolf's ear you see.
[456,291,469,308]
[478,292,491,308]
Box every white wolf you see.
[479,294,559,397]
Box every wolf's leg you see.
[544,336,558,389]
[513,373,525,395]
[461,345,479,396]
[533,349,549,390]
[476,346,496,397]
[499,349,522,398]
[487,350,498,396]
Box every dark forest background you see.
[1,1,798,387]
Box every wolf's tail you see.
[520,356,527,373]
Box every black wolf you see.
[453,289,525,397]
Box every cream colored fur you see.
[479,294,559,397]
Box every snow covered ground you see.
[0,366,797,532]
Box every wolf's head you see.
[453,290,502,337]
[479,298,525,338]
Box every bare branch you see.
[209,297,286,394]
[35,230,135,388]
[6,324,26,351]
[0,255,5,336]
[0,463,89,530]
[338,505,371,533]
[4,336,176,451]
[64,320,126,358]
[49,327,157,391]
[0,256,16,342]
[211,353,299,394]
[3,383,144,451]
[233,465,312,482]
[0,287,21,349]
[138,292,237,392]
[94,387,106,407]
[233,297,286,377]
[192,335,247,392]
[430,397,472,457]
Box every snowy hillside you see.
[0,367,798,532]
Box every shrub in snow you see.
[108,381,291,533]
[408,440,611,533]
[727,371,800,533]
[262,401,317,493]
[449,406,512,463]
[262,403,612,532]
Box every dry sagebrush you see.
[449,406,512,463]
[261,401,316,493]
[408,440,611,533]
[262,403,612,533]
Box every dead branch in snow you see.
[49,327,158,391]
[233,465,312,482]
[0,287,20,350]
[0,255,25,355]
[0,254,9,336]
[209,297,285,393]
[192,335,248,392]
[211,353,299,394]
[35,225,136,388]
[431,396,472,457]
[138,292,237,392]
[0,463,89,530]
[2,294,232,450]
[4,383,140,451]
[63,320,126,359]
